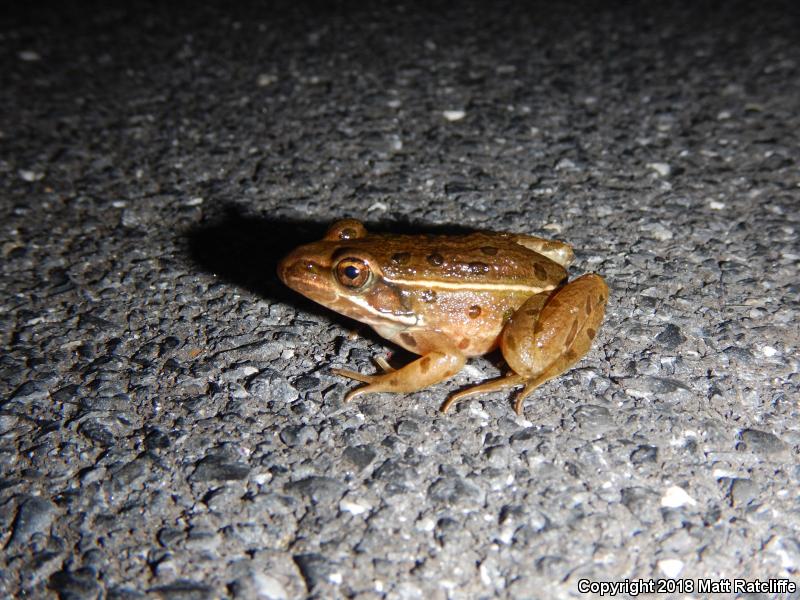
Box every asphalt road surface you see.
[2,1,799,598]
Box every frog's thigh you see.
[502,273,608,413]
[334,351,466,403]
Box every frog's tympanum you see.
[278,219,608,414]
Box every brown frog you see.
[278,219,608,414]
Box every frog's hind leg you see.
[332,352,465,403]
[502,273,609,414]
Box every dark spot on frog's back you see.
[391,252,411,265]
[480,246,498,256]
[533,263,548,280]
[468,305,482,319]
[458,338,469,350]
[427,253,444,267]
[587,327,596,340]
[465,261,490,275]
[585,296,593,315]
[420,356,431,372]
[400,332,417,347]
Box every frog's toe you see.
[373,356,396,373]
[331,367,377,384]
[331,355,395,385]
[342,385,369,403]
[513,377,547,415]
[332,364,402,403]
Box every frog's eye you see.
[335,257,372,290]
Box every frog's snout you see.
[277,247,336,303]
[277,249,311,288]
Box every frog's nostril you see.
[277,254,321,285]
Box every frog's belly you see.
[382,326,500,357]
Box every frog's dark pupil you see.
[344,265,359,279]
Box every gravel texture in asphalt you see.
[2,1,799,598]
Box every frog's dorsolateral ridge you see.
[278,219,608,414]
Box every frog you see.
[278,219,608,414]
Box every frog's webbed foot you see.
[440,374,525,413]
[442,373,559,415]
[332,352,465,403]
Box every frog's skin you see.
[278,219,608,414]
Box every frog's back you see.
[360,231,568,288]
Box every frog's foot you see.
[332,352,465,403]
[440,374,525,413]
[441,372,576,415]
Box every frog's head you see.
[278,220,417,328]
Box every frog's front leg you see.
[444,273,608,414]
[332,351,466,403]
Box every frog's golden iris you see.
[335,258,371,290]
